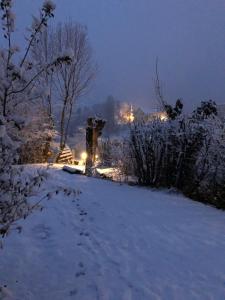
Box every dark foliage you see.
[165,99,183,120]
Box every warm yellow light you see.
[81,152,87,160]
[95,154,99,159]
[123,112,134,123]
[119,104,135,123]
[160,113,168,121]
[129,113,135,122]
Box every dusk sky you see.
[14,0,225,112]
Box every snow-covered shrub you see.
[98,138,133,181]
[193,100,217,119]
[98,138,127,167]
[0,119,48,238]
[0,0,72,239]
[128,111,225,208]
[18,105,55,163]
[98,139,114,167]
[193,117,225,208]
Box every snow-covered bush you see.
[98,138,133,181]
[128,106,225,208]
[0,1,72,239]
[0,118,48,238]
[98,138,128,167]
[194,117,225,207]
[17,104,55,163]
[98,139,115,167]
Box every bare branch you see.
[154,57,166,111]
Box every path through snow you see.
[0,166,225,300]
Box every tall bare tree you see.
[154,57,166,112]
[33,22,96,149]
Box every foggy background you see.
[14,0,225,112]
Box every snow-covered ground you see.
[1,165,225,300]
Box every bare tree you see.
[154,57,166,112]
[0,0,71,119]
[33,22,96,150]
[154,58,183,120]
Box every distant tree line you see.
[68,95,151,139]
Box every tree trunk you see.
[85,118,105,176]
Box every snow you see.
[96,167,117,175]
[1,166,225,300]
[56,164,120,179]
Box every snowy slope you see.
[0,166,225,300]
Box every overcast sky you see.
[13,0,225,111]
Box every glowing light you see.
[160,113,168,121]
[122,111,134,123]
[95,154,99,160]
[129,112,135,122]
[119,104,135,123]
[81,152,87,161]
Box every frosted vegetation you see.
[101,101,225,209]
[128,112,225,208]
[0,0,72,238]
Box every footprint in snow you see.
[80,211,87,216]
[80,232,90,237]
[75,271,85,277]
[80,231,89,235]
[33,224,51,240]
[75,262,86,277]
[69,288,78,296]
